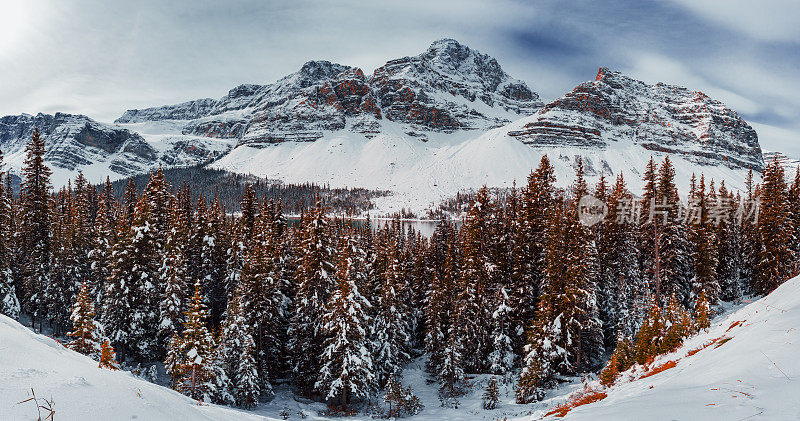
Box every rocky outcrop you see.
[509,67,763,171]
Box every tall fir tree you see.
[754,157,794,293]
[315,240,375,409]
[289,201,336,395]
[20,128,52,328]
[0,157,20,318]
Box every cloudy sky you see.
[1,0,798,153]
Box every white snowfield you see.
[0,315,275,421]
[556,275,800,421]
[2,275,799,420]
[209,116,757,215]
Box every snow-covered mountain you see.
[510,67,763,172]
[0,113,234,185]
[0,39,765,212]
[116,39,542,146]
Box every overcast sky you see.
[1,0,798,153]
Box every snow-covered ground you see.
[0,315,272,420]
[552,276,800,420]
[3,275,799,420]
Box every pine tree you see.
[488,286,515,376]
[598,175,644,343]
[235,332,261,409]
[67,281,104,359]
[424,223,457,373]
[290,201,336,395]
[0,159,19,318]
[511,156,557,354]
[384,375,423,417]
[689,175,720,304]
[754,157,794,294]
[692,290,711,331]
[516,316,557,403]
[173,281,217,402]
[20,128,52,328]
[660,295,691,353]
[632,298,664,364]
[438,326,467,405]
[102,215,136,363]
[315,240,375,409]
[98,340,120,370]
[453,186,498,372]
[373,236,411,388]
[90,177,115,307]
[236,200,287,389]
[482,377,500,410]
[715,181,744,302]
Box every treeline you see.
[110,165,386,215]
[0,129,797,413]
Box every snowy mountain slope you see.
[0,314,274,420]
[210,115,757,215]
[764,150,800,177]
[550,275,800,421]
[205,60,763,214]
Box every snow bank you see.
[0,315,273,420]
[558,275,800,420]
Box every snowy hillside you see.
[0,314,273,420]
[210,116,758,214]
[546,275,800,420]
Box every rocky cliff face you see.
[116,98,218,123]
[508,67,763,171]
[115,39,542,147]
[0,113,232,182]
[0,113,156,175]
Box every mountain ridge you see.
[0,39,766,212]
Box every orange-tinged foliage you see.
[545,390,608,418]
[640,360,677,379]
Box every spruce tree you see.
[20,128,52,328]
[315,240,375,409]
[173,281,217,402]
[511,156,557,353]
[373,236,411,387]
[67,281,104,359]
[754,157,794,294]
[488,286,515,376]
[290,201,336,395]
[0,162,20,318]
[454,186,498,372]
[689,175,720,304]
